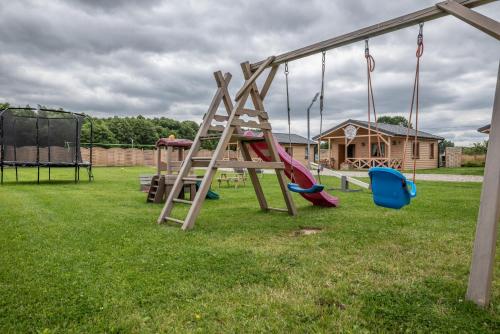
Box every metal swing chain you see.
[365,39,382,163]
[284,62,295,182]
[317,51,326,183]
[403,22,424,182]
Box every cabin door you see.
[338,144,346,168]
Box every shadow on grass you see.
[0,179,91,186]
[359,277,499,332]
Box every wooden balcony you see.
[345,158,403,169]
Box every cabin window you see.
[371,143,385,157]
[285,146,293,156]
[430,143,435,159]
[412,142,420,159]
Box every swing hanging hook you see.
[365,39,375,72]
[416,22,424,58]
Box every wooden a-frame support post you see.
[157,57,296,230]
[466,62,500,307]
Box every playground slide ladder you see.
[157,62,297,230]
[147,175,166,203]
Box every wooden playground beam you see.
[250,0,496,71]
[437,0,500,39]
[466,62,500,307]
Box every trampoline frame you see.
[0,107,93,184]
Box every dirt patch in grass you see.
[293,226,323,236]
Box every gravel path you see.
[220,168,483,183]
[325,170,483,183]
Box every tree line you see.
[80,116,200,148]
[0,104,488,153]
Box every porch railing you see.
[345,158,403,169]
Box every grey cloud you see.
[0,0,498,145]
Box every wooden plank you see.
[191,160,210,168]
[249,0,494,71]
[267,207,289,213]
[231,119,272,130]
[231,134,266,142]
[215,160,284,169]
[158,72,231,224]
[241,62,297,216]
[239,142,269,210]
[215,71,234,115]
[165,216,184,224]
[156,147,161,175]
[437,0,500,40]
[237,108,269,119]
[173,198,193,205]
[216,73,270,211]
[235,56,276,101]
[260,65,279,101]
[466,62,500,307]
[181,77,254,230]
[208,125,225,132]
[213,114,229,122]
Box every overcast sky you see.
[0,0,499,145]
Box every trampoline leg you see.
[37,166,40,184]
[1,165,3,184]
[77,166,80,182]
[48,167,51,181]
[15,166,18,182]
[74,166,77,183]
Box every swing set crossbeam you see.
[250,0,497,71]
[249,0,499,309]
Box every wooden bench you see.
[217,169,247,188]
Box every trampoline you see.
[0,107,93,184]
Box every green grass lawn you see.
[0,167,498,333]
[406,167,485,175]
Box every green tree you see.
[439,139,454,155]
[463,141,488,155]
[178,120,198,140]
[81,119,117,145]
[377,115,411,128]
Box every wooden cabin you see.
[313,119,443,170]
[271,132,316,166]
[478,124,491,134]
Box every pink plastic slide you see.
[245,132,339,207]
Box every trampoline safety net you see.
[0,107,93,183]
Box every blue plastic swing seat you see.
[368,167,417,209]
[287,183,324,194]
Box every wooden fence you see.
[81,147,240,167]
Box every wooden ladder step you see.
[208,125,225,132]
[173,199,193,205]
[165,216,184,225]
[182,177,200,182]
[200,135,221,141]
[192,157,212,160]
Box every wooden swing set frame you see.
[157,0,500,307]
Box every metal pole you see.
[0,114,3,185]
[306,92,319,168]
[89,116,93,181]
[74,116,78,183]
[48,118,51,181]
[36,110,39,184]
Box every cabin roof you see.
[477,124,491,134]
[273,132,316,145]
[313,119,444,140]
